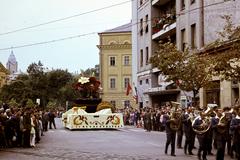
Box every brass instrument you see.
[217,107,235,134]
[192,105,216,134]
[169,101,182,131]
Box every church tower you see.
[6,50,18,74]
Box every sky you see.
[0,0,132,74]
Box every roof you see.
[8,51,17,63]
[0,62,9,74]
[100,22,132,34]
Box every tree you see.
[8,98,19,108]
[26,99,35,108]
[150,41,213,106]
[80,65,99,79]
[26,61,48,108]
[203,15,240,81]
[46,69,73,107]
[0,80,31,105]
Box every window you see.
[124,56,130,66]
[145,47,149,65]
[124,77,130,88]
[124,100,130,108]
[140,49,143,67]
[145,14,149,33]
[181,0,185,10]
[140,18,143,36]
[109,56,116,66]
[140,80,142,85]
[181,29,186,51]
[191,24,196,49]
[110,100,116,107]
[190,0,195,4]
[140,0,143,5]
[146,79,149,84]
[110,78,116,89]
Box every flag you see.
[126,82,132,96]
[133,95,138,104]
[133,85,138,104]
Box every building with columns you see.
[176,0,240,108]
[98,23,136,110]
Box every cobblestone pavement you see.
[0,118,233,160]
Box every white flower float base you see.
[62,107,124,130]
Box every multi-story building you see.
[98,23,136,110]
[176,0,240,107]
[0,62,9,88]
[132,0,180,108]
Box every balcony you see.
[152,14,176,40]
[152,0,171,6]
[145,85,180,95]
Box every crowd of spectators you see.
[122,105,172,132]
[0,103,57,148]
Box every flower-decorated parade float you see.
[62,76,124,130]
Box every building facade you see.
[176,0,240,108]
[0,62,9,88]
[98,23,136,110]
[132,0,180,109]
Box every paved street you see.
[0,118,233,160]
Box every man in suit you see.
[193,111,209,160]
[211,109,228,160]
[164,108,177,156]
[230,107,240,159]
[144,108,152,132]
[182,107,195,155]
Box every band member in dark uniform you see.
[230,108,240,160]
[192,111,209,160]
[144,109,152,132]
[211,109,228,160]
[164,108,177,157]
[182,107,194,155]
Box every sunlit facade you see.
[98,23,136,110]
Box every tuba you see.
[192,104,216,134]
[169,101,182,131]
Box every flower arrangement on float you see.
[73,76,101,99]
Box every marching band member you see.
[182,107,194,155]
[211,109,227,160]
[230,107,240,160]
[164,107,176,156]
[192,111,209,160]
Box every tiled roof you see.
[100,22,132,33]
[0,62,9,74]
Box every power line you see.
[0,32,97,51]
[0,1,238,51]
[0,0,132,36]
[0,21,136,51]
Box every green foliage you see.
[8,98,19,107]
[80,65,99,79]
[150,41,212,100]
[46,100,57,110]
[26,99,35,108]
[205,15,240,81]
[0,61,79,108]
